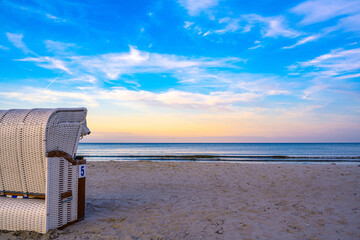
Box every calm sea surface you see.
[77,143,360,163]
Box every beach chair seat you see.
[0,108,90,233]
[0,198,46,232]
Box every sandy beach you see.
[1,161,359,240]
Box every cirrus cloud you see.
[178,0,219,16]
[6,33,33,54]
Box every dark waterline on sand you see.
[77,143,360,163]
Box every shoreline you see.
[81,155,360,159]
[83,156,360,164]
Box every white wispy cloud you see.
[45,13,66,23]
[174,70,290,101]
[291,0,360,25]
[214,17,249,34]
[6,33,33,54]
[248,45,262,50]
[184,21,194,29]
[248,40,263,50]
[98,88,262,109]
[282,35,320,49]
[289,47,360,100]
[18,56,72,74]
[198,14,300,38]
[233,77,289,96]
[336,73,360,79]
[178,0,219,16]
[9,38,289,110]
[45,40,76,53]
[243,14,300,38]
[302,83,329,100]
[0,45,9,50]
[297,48,360,76]
[336,13,360,32]
[20,46,243,81]
[0,85,285,111]
[4,1,66,23]
[0,87,97,106]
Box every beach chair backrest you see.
[0,108,89,195]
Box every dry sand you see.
[0,161,359,240]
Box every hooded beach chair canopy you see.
[0,108,90,233]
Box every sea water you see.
[77,143,360,163]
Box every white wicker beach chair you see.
[0,108,90,233]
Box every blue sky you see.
[0,0,359,142]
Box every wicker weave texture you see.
[0,108,89,233]
[0,197,46,233]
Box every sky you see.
[0,0,359,143]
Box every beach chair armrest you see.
[47,151,79,165]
